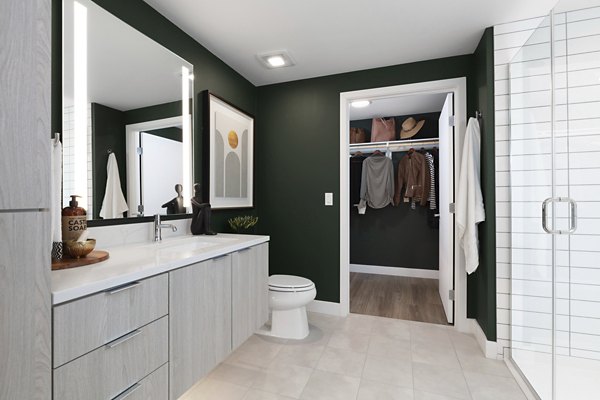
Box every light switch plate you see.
[325,192,333,206]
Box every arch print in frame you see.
[203,91,254,209]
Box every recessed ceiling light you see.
[257,50,295,69]
[351,100,371,108]
[267,56,285,68]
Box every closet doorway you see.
[339,78,469,332]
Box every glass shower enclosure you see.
[507,1,600,399]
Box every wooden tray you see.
[52,250,109,271]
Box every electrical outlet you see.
[325,192,333,206]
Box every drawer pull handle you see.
[106,329,142,349]
[112,383,141,400]
[106,281,141,295]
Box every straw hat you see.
[400,117,425,139]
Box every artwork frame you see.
[202,91,254,209]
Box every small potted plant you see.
[228,215,258,234]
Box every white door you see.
[438,93,455,324]
[140,132,183,216]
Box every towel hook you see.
[107,148,113,154]
[475,111,482,120]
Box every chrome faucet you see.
[154,214,177,242]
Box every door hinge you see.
[449,289,455,301]
[449,115,456,127]
[136,146,143,155]
[449,203,456,213]
[137,204,144,216]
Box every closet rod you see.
[349,138,439,155]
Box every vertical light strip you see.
[181,66,192,208]
[73,1,88,209]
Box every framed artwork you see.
[203,92,254,209]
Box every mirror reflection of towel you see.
[100,153,129,219]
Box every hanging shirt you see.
[457,118,485,274]
[357,154,395,214]
[425,152,436,210]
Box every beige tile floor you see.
[180,313,527,400]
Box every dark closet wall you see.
[256,56,476,305]
[51,0,258,230]
[349,112,440,270]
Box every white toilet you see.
[268,275,316,340]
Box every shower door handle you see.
[541,197,577,234]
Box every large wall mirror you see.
[63,0,194,221]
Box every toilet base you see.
[270,306,309,340]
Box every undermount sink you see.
[153,235,239,259]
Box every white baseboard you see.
[469,318,498,359]
[307,300,342,316]
[350,263,439,279]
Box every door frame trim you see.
[338,77,469,333]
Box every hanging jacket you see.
[394,151,430,207]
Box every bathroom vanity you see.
[51,234,269,400]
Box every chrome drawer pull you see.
[112,383,141,400]
[106,281,141,295]
[105,329,142,349]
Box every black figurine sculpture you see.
[191,183,216,235]
[161,184,186,214]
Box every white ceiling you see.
[64,0,192,111]
[143,0,558,86]
[349,93,447,121]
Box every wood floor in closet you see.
[350,272,448,325]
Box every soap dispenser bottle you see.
[62,195,87,242]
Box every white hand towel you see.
[51,136,63,245]
[456,118,486,274]
[99,153,129,219]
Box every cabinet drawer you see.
[53,274,168,367]
[53,316,168,400]
[111,363,168,400]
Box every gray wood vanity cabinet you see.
[169,254,233,399]
[232,243,269,349]
[51,240,269,400]
[53,275,169,400]
[1,0,52,398]
[169,242,269,399]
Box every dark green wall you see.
[51,0,497,339]
[124,100,182,125]
[256,55,475,303]
[52,0,258,230]
[91,103,126,219]
[467,27,497,341]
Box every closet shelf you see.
[349,138,439,155]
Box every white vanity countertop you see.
[51,234,269,305]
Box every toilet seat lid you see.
[269,275,314,290]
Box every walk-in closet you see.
[347,92,455,325]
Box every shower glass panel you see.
[508,2,600,399]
